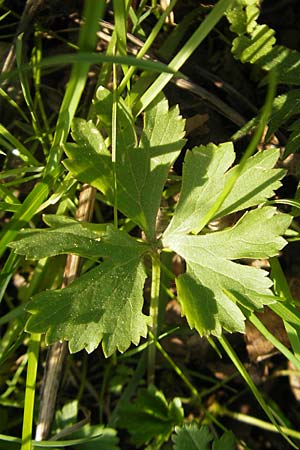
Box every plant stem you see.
[150,331,198,397]
[117,0,178,94]
[21,333,41,450]
[218,334,297,448]
[112,59,118,228]
[35,185,96,441]
[148,251,161,384]
[152,333,228,432]
[220,405,300,441]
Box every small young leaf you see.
[231,24,276,64]
[119,385,184,447]
[212,431,235,450]
[226,1,300,86]
[260,45,300,86]
[172,424,213,450]
[226,0,260,35]
[172,424,235,450]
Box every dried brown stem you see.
[35,184,96,441]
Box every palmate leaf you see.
[119,385,183,447]
[162,143,291,337]
[26,252,149,356]
[11,216,150,356]
[65,90,186,240]
[172,424,235,450]
[163,143,285,237]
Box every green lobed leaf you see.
[163,142,235,236]
[93,85,137,149]
[172,424,235,450]
[226,2,300,86]
[163,143,284,237]
[172,424,213,450]
[118,385,184,447]
[165,208,291,337]
[162,141,290,338]
[26,259,149,356]
[175,257,270,337]
[67,90,186,239]
[212,431,235,450]
[63,119,114,201]
[260,45,300,86]
[112,91,186,240]
[166,207,291,261]
[231,24,276,64]
[217,149,285,217]
[226,0,260,35]
[25,228,150,356]
[9,215,148,261]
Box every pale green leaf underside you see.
[219,149,285,217]
[26,255,149,356]
[9,215,147,261]
[164,207,290,337]
[167,208,291,261]
[176,257,273,337]
[164,142,235,236]
[163,143,284,237]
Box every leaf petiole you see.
[148,251,161,384]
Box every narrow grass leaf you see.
[135,0,235,115]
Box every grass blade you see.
[134,0,234,115]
